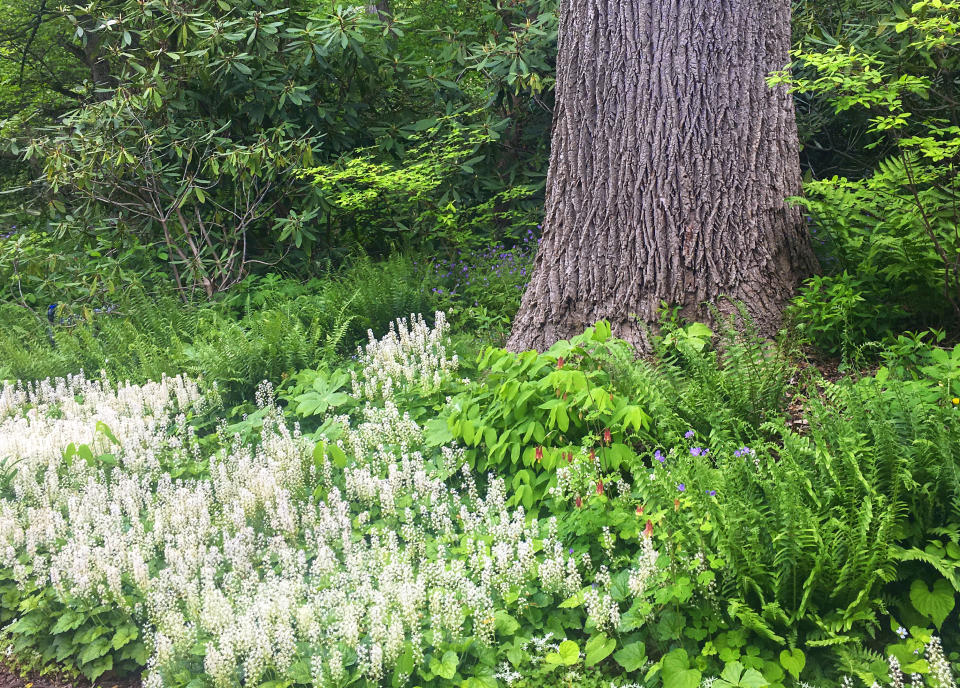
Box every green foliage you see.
[0,574,147,682]
[774,3,960,348]
[0,255,436,401]
[301,115,541,250]
[425,236,535,344]
[437,322,650,512]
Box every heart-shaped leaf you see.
[663,649,702,688]
[614,641,647,672]
[545,640,580,667]
[910,578,956,629]
[779,649,806,680]
[429,650,459,679]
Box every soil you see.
[0,666,141,688]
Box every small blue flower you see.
[677,483,686,492]
[706,490,716,497]
[690,447,703,457]
[684,430,695,439]
[654,450,665,463]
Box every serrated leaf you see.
[50,610,85,634]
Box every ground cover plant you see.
[3,0,960,687]
[0,313,958,688]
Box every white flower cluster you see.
[927,636,956,688]
[0,317,583,688]
[351,312,459,401]
[628,536,659,598]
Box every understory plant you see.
[773,2,960,350]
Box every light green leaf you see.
[613,641,647,672]
[910,578,956,629]
[545,640,580,666]
[663,649,701,688]
[585,633,616,667]
[429,650,459,679]
[779,649,805,680]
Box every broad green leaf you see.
[545,640,580,666]
[494,610,520,636]
[50,610,85,635]
[584,633,616,667]
[663,649,701,688]
[910,578,956,628]
[779,649,805,679]
[614,641,647,672]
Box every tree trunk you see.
[365,0,391,19]
[507,0,818,353]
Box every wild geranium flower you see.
[690,447,703,457]
[706,490,717,497]
[654,450,665,463]
[684,430,695,439]
[677,483,686,492]
[734,446,754,458]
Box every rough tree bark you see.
[507,0,818,352]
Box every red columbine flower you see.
[567,452,573,464]
[643,520,654,538]
[575,496,582,508]
[596,480,604,495]
[636,504,644,516]
[557,356,565,369]
[535,446,543,462]
[589,449,595,462]
[603,428,611,445]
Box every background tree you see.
[507,0,819,352]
